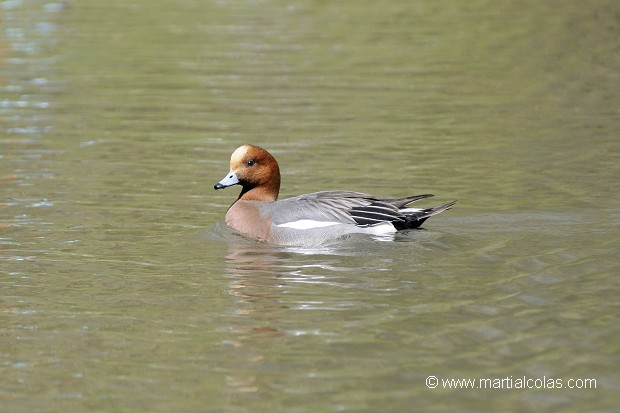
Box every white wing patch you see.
[277,220,341,230]
[400,207,424,213]
[365,222,397,235]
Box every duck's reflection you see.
[219,239,294,395]
[225,240,291,319]
[217,234,366,396]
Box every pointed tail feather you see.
[399,200,457,229]
[392,194,434,209]
[418,200,457,219]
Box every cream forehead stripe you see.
[230,145,250,168]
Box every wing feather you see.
[266,191,437,227]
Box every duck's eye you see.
[246,159,256,166]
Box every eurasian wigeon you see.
[214,144,456,246]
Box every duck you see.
[214,144,455,246]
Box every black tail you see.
[397,200,457,230]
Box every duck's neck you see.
[237,178,280,202]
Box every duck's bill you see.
[214,171,239,189]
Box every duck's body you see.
[214,145,455,246]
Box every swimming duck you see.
[214,144,455,246]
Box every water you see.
[2,0,619,412]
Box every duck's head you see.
[214,144,281,202]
